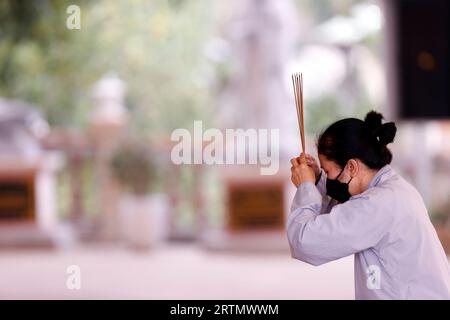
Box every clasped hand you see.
[290,153,321,188]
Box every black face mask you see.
[326,165,353,203]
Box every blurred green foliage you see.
[110,138,157,195]
[0,0,214,133]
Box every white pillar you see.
[90,74,128,241]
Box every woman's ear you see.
[347,159,359,177]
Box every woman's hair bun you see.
[364,110,397,146]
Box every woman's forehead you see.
[318,154,339,171]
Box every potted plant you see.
[111,138,168,249]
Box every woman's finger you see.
[299,153,307,164]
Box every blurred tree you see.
[0,0,214,133]
[0,0,91,126]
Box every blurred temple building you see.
[0,98,61,248]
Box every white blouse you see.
[287,164,450,299]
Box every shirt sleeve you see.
[286,181,391,266]
[314,169,339,214]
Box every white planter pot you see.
[118,193,169,249]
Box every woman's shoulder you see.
[348,169,410,208]
[358,169,427,219]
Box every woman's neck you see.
[360,168,379,193]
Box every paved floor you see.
[0,244,355,299]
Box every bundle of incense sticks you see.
[292,72,306,157]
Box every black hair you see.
[317,110,397,169]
